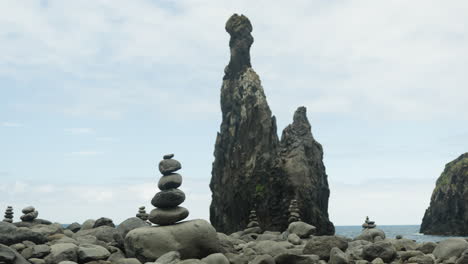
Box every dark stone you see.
[159,159,182,175]
[13,219,51,228]
[93,217,115,228]
[303,235,348,260]
[420,153,468,235]
[209,14,334,235]
[158,173,183,190]
[362,241,397,263]
[20,210,38,221]
[151,189,186,208]
[116,217,148,238]
[67,222,82,233]
[0,222,47,245]
[0,244,30,264]
[163,154,174,159]
[148,207,189,225]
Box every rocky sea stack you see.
[420,153,468,235]
[210,13,334,235]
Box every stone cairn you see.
[247,209,259,228]
[288,199,301,223]
[149,154,188,225]
[3,206,13,223]
[20,206,38,222]
[362,216,376,229]
[136,206,149,221]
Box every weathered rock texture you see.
[210,13,334,235]
[420,153,468,235]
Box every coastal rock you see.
[346,240,372,261]
[329,247,349,264]
[81,219,96,230]
[0,244,29,264]
[158,173,183,190]
[151,189,186,208]
[77,244,110,262]
[154,251,180,264]
[125,219,221,262]
[0,222,47,245]
[433,238,468,261]
[159,159,181,175]
[274,253,319,264]
[303,236,348,260]
[355,228,386,242]
[44,243,78,264]
[116,217,148,238]
[420,153,468,235]
[210,14,334,235]
[67,223,81,233]
[73,226,124,248]
[362,241,396,263]
[201,253,230,264]
[93,217,115,228]
[287,221,316,238]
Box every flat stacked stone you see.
[247,210,259,228]
[288,199,301,223]
[149,154,189,225]
[3,206,13,223]
[136,206,149,221]
[362,216,376,229]
[20,206,38,222]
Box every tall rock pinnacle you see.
[210,14,334,235]
[420,153,468,235]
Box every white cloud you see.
[2,122,23,127]
[64,128,94,135]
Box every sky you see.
[1,0,467,227]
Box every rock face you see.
[210,14,334,235]
[420,153,468,235]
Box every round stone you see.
[158,173,183,190]
[148,207,189,225]
[151,189,186,208]
[21,211,38,221]
[22,206,35,214]
[163,154,174,159]
[159,159,182,175]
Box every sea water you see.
[336,225,468,243]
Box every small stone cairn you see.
[149,154,188,225]
[247,209,259,228]
[362,216,376,229]
[136,206,149,221]
[288,199,301,223]
[20,206,38,222]
[3,206,13,223]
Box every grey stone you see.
[116,258,143,264]
[116,217,148,238]
[67,223,81,233]
[57,262,78,264]
[158,173,183,190]
[0,244,30,264]
[151,189,186,208]
[371,258,384,264]
[93,217,115,228]
[250,254,275,264]
[21,210,39,221]
[178,260,204,264]
[73,226,124,247]
[29,258,46,264]
[330,247,349,264]
[154,251,180,264]
[408,255,435,264]
[303,235,349,260]
[124,219,221,262]
[31,244,51,258]
[362,241,396,263]
[288,221,316,238]
[159,159,182,175]
[355,229,386,242]
[397,250,424,261]
[78,244,110,262]
[288,233,302,245]
[44,243,78,264]
[389,238,418,251]
[433,238,468,261]
[163,154,174,159]
[31,223,64,237]
[417,242,437,254]
[0,222,47,245]
[148,207,189,225]
[201,253,229,264]
[22,206,35,214]
[253,240,290,257]
[81,219,96,230]
[345,240,371,261]
[274,253,319,264]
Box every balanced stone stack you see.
[149,154,188,225]
[3,206,13,223]
[362,216,376,229]
[136,206,149,221]
[20,206,38,222]
[288,199,301,223]
[247,210,259,228]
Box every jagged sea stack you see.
[420,153,468,235]
[210,14,334,234]
[149,154,189,225]
[3,206,13,223]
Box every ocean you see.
[335,225,468,243]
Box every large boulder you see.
[73,226,123,248]
[303,235,348,260]
[433,238,468,261]
[44,243,78,264]
[252,241,291,257]
[0,244,30,264]
[274,253,319,264]
[77,244,110,262]
[209,14,334,235]
[420,153,468,235]
[0,222,47,245]
[346,240,371,260]
[355,229,386,242]
[30,223,64,237]
[124,219,221,262]
[389,238,418,251]
[116,217,148,238]
[288,222,316,238]
[329,247,349,264]
[362,241,396,263]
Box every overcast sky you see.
[1,0,467,227]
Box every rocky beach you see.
[1,10,468,264]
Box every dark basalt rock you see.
[420,153,468,235]
[210,14,334,235]
[151,188,186,208]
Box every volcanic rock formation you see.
[210,14,334,235]
[420,153,468,235]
